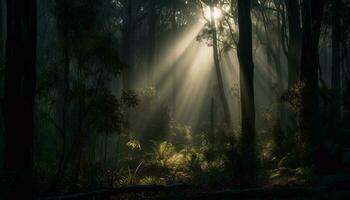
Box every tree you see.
[45,0,125,189]
[236,0,257,185]
[50,0,72,190]
[331,0,341,120]
[209,1,233,130]
[0,0,3,69]
[122,0,133,90]
[285,0,302,88]
[3,0,37,198]
[147,0,158,87]
[299,0,326,167]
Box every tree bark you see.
[236,0,257,185]
[122,0,133,90]
[331,0,341,120]
[148,0,157,88]
[3,0,36,198]
[51,23,71,192]
[0,0,4,68]
[285,0,302,88]
[299,0,326,166]
[104,131,108,170]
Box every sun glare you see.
[204,7,222,21]
[212,8,222,19]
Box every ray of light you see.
[174,44,213,123]
[154,22,205,82]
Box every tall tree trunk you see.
[299,0,326,166]
[236,0,257,185]
[0,0,4,168]
[3,0,36,198]
[331,0,341,120]
[104,131,108,171]
[70,58,86,187]
[148,1,157,88]
[285,0,302,88]
[122,0,133,90]
[171,1,177,115]
[51,36,70,191]
[210,6,233,130]
[209,97,215,143]
[0,0,4,68]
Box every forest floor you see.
[38,171,350,200]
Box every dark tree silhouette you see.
[285,0,302,88]
[122,0,133,90]
[148,0,157,88]
[3,0,36,198]
[299,0,326,167]
[51,0,72,190]
[331,0,341,120]
[236,0,257,186]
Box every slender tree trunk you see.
[51,26,71,190]
[0,0,3,68]
[331,0,341,120]
[299,0,326,166]
[0,1,4,168]
[236,0,257,185]
[148,1,157,88]
[210,6,233,130]
[3,0,36,198]
[209,97,215,143]
[50,1,73,190]
[171,1,177,115]
[104,131,108,171]
[285,0,302,88]
[70,58,86,187]
[122,0,133,90]
[341,30,349,117]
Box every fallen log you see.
[39,184,344,200]
[190,187,327,199]
[39,183,192,200]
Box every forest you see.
[0,0,350,199]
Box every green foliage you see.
[149,141,176,167]
[278,150,304,169]
[169,121,193,147]
[139,176,165,185]
[280,81,305,112]
[136,87,157,99]
[126,136,142,151]
[268,167,311,186]
[122,162,144,185]
[260,140,277,168]
[88,90,125,133]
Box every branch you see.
[255,4,279,13]
[224,17,238,47]
[277,2,289,57]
